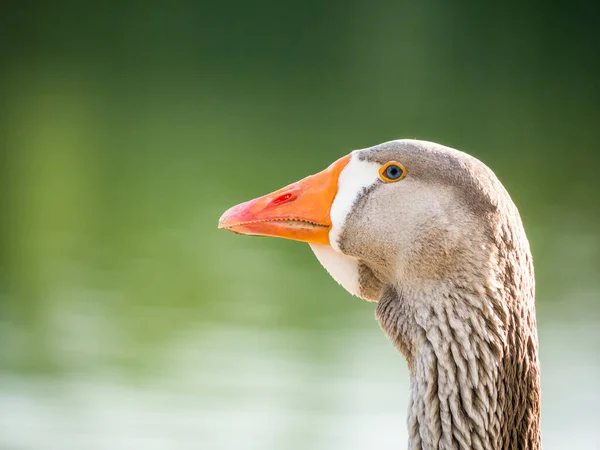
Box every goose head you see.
[219,139,541,449]
[220,139,513,302]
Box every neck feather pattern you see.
[375,234,541,449]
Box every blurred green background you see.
[0,1,599,449]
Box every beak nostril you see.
[271,192,296,206]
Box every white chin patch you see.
[307,152,381,299]
[309,243,362,298]
[328,152,381,251]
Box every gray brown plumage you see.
[219,139,542,449]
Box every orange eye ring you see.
[379,161,406,182]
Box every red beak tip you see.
[218,209,235,229]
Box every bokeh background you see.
[1,1,599,449]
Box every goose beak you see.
[218,155,351,246]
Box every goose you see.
[218,139,541,450]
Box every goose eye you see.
[379,162,406,182]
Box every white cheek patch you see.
[306,153,381,300]
[329,153,381,251]
[309,243,362,298]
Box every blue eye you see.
[385,165,403,180]
[379,162,406,182]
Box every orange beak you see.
[218,155,351,246]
